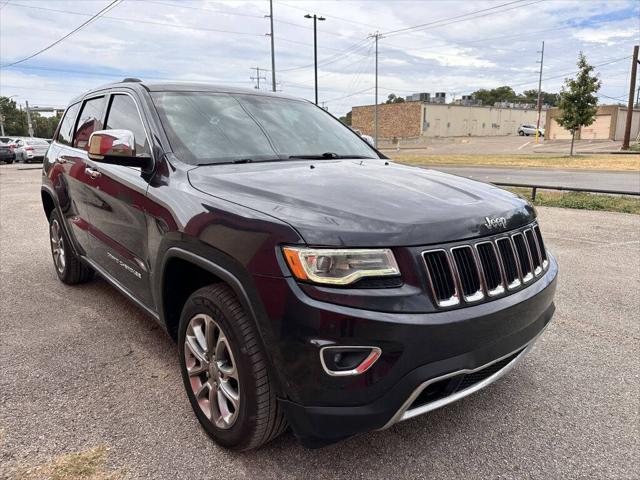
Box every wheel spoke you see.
[187,361,208,377]
[185,334,208,365]
[209,381,219,422]
[218,378,239,410]
[193,322,208,354]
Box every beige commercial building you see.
[352,101,546,140]
[545,105,640,140]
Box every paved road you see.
[1,165,639,479]
[379,136,625,155]
[429,165,640,193]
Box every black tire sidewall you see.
[178,290,260,449]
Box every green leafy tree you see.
[385,93,405,104]
[339,110,352,126]
[472,86,517,106]
[556,53,601,155]
[0,97,27,136]
[520,89,560,107]
[0,96,62,138]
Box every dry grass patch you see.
[392,153,640,171]
[508,187,640,215]
[11,445,125,480]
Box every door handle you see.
[85,167,101,179]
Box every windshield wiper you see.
[289,152,374,160]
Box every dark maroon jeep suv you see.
[41,79,557,450]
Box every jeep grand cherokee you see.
[41,79,557,450]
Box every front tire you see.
[178,284,287,450]
[518,130,524,136]
[48,209,94,284]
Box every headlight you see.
[282,247,400,285]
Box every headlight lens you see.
[282,247,400,285]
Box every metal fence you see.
[492,182,640,200]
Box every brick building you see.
[351,101,546,139]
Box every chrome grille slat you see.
[422,222,549,308]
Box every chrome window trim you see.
[421,249,460,307]
[380,322,550,430]
[449,245,484,303]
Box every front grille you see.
[409,349,524,410]
[422,222,549,308]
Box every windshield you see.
[151,92,379,165]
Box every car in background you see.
[0,139,15,164]
[518,124,544,137]
[15,137,50,163]
[351,128,375,146]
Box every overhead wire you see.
[1,0,123,68]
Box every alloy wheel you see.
[50,219,66,273]
[184,313,240,429]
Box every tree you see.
[521,89,560,107]
[471,86,517,106]
[0,96,62,138]
[339,110,352,126]
[556,53,601,155]
[385,93,405,104]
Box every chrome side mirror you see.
[88,129,152,170]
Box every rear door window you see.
[73,96,106,151]
[105,94,151,156]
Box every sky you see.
[0,0,639,117]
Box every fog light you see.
[320,346,382,376]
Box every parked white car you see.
[15,137,50,163]
[518,124,544,137]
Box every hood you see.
[188,159,535,247]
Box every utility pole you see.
[535,41,545,144]
[369,32,382,147]
[267,0,276,92]
[250,67,266,90]
[304,13,325,105]
[622,45,639,150]
[0,113,5,136]
[25,100,34,137]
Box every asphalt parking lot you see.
[1,164,638,479]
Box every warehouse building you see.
[351,100,546,139]
[545,105,640,140]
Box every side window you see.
[105,94,150,155]
[73,96,106,151]
[56,103,81,146]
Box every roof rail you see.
[122,77,142,83]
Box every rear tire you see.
[48,209,94,284]
[178,284,287,450]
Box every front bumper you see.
[256,254,557,447]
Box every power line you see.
[5,2,266,38]
[277,1,381,29]
[1,0,122,68]
[381,0,537,38]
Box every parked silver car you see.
[518,124,544,137]
[15,137,50,163]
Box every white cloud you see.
[0,0,637,116]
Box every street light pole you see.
[535,41,545,144]
[268,0,276,92]
[305,13,325,105]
